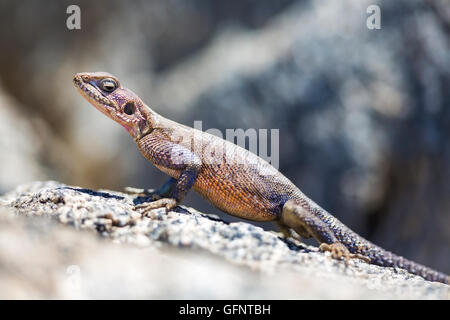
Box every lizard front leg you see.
[135,133,202,214]
[135,165,200,213]
[280,200,370,263]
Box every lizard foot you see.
[319,243,371,263]
[134,198,178,215]
[276,222,297,239]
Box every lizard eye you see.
[124,102,135,115]
[99,78,117,93]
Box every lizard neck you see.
[134,104,165,142]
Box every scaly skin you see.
[73,71,449,284]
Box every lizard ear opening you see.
[124,102,136,115]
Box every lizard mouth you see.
[73,75,118,114]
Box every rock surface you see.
[0,181,448,299]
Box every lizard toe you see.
[319,242,370,263]
[134,198,178,215]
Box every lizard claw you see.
[134,198,178,215]
[319,242,371,263]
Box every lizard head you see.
[73,72,153,140]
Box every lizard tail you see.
[283,199,450,284]
[359,243,450,284]
[314,208,450,284]
[320,212,450,284]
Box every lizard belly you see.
[154,163,279,221]
[192,165,281,221]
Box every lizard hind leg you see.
[280,200,370,263]
[276,221,302,242]
[275,221,312,241]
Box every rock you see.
[0,181,447,299]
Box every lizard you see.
[73,71,449,285]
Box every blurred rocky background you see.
[0,0,448,275]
